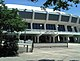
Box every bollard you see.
[30,43,34,52]
[26,45,28,52]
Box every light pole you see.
[24,9,27,47]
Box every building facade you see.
[6,4,80,43]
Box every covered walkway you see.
[18,30,80,43]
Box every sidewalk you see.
[0,43,80,61]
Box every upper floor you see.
[5,4,80,33]
[6,4,80,26]
[18,10,80,25]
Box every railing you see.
[34,43,68,48]
[18,40,33,52]
[19,29,80,36]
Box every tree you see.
[0,2,27,32]
[30,0,80,10]
[0,0,27,57]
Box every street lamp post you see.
[24,9,27,47]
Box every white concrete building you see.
[6,4,80,43]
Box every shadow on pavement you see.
[38,59,55,61]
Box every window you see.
[34,12,46,20]
[58,25,65,31]
[46,24,56,30]
[49,14,59,21]
[32,23,44,29]
[19,11,33,19]
[71,17,77,23]
[61,15,69,22]
[67,26,72,32]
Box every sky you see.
[5,0,80,16]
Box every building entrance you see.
[39,36,52,43]
[69,37,75,43]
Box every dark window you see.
[27,23,31,29]
[58,25,65,31]
[34,12,46,20]
[32,23,44,29]
[19,11,33,19]
[74,27,77,32]
[71,17,77,23]
[67,26,72,32]
[49,14,59,21]
[46,24,56,30]
[61,15,69,22]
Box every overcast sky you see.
[5,0,80,16]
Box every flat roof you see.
[6,4,70,15]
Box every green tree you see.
[0,2,27,32]
[30,0,80,10]
[0,0,27,57]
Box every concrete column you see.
[46,12,49,21]
[69,14,72,23]
[77,27,80,32]
[35,36,36,43]
[66,36,70,42]
[59,14,61,22]
[74,37,80,43]
[73,37,76,43]
[72,26,75,32]
[63,36,66,43]
[56,24,58,32]
[52,36,55,43]
[32,10,35,20]
[44,12,49,31]
[37,36,39,43]
[44,23,46,30]
[31,10,34,31]
[65,25,68,32]
[31,23,32,30]
[58,36,60,42]
[49,36,51,43]
[77,16,79,24]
